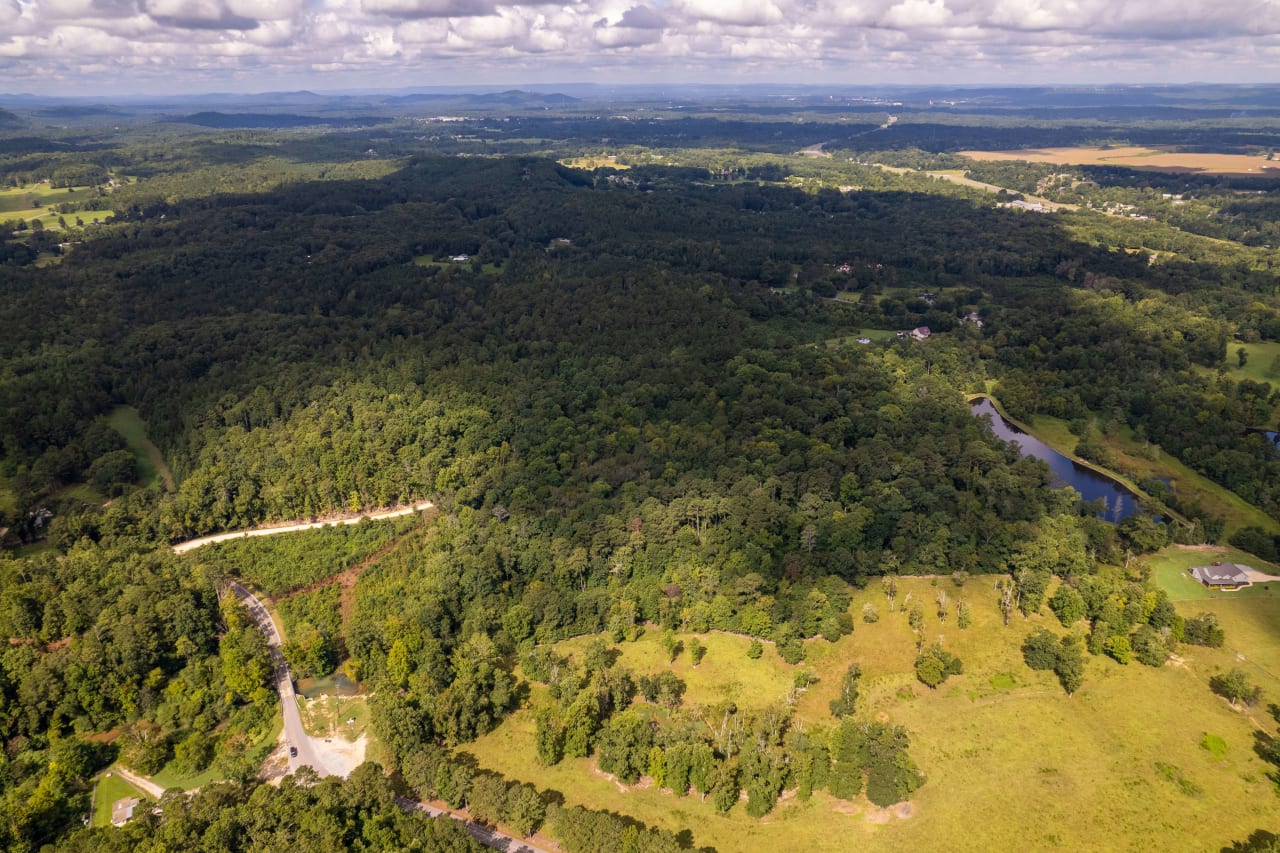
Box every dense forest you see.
[2,93,1280,850]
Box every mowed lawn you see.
[466,576,1280,852]
[1145,545,1280,602]
[91,771,149,828]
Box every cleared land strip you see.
[171,502,435,554]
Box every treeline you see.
[0,538,276,850]
[58,766,484,853]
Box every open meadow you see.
[464,576,1280,852]
[957,147,1280,175]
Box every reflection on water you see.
[970,397,1141,522]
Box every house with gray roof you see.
[1190,563,1252,590]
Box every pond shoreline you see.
[967,393,1185,524]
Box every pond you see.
[296,672,361,699]
[970,397,1142,522]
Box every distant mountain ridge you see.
[167,112,393,128]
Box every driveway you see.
[227,582,336,778]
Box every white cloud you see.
[881,0,950,28]
[360,0,496,19]
[678,0,783,26]
[3,0,1280,92]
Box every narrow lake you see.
[970,397,1141,522]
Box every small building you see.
[856,337,872,344]
[911,326,932,341]
[111,797,140,827]
[449,254,470,263]
[964,312,984,328]
[1190,563,1252,591]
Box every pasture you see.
[465,575,1280,852]
[0,183,109,230]
[957,146,1280,176]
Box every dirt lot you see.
[957,146,1280,175]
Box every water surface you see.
[971,397,1141,521]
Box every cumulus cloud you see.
[143,0,260,30]
[360,0,496,19]
[593,3,664,47]
[679,0,783,27]
[2,0,1280,92]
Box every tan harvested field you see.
[958,146,1280,175]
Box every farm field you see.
[957,147,1280,175]
[0,183,110,230]
[465,576,1280,852]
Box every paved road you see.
[173,502,434,554]
[395,797,552,853]
[227,581,336,778]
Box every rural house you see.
[1190,563,1252,591]
[911,326,932,341]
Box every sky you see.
[2,0,1280,95]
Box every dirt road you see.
[172,502,434,554]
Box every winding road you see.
[173,502,435,554]
[228,573,549,853]
[227,582,336,778]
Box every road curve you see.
[173,502,435,554]
[227,581,337,778]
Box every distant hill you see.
[0,107,22,128]
[384,90,578,108]
[38,105,127,119]
[166,112,392,129]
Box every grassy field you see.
[90,771,149,828]
[1213,340,1280,390]
[957,147,1280,176]
[1145,545,1280,602]
[559,155,629,170]
[466,575,1280,852]
[106,406,175,492]
[0,184,111,231]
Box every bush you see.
[1228,526,1279,562]
[777,639,806,665]
[1183,612,1225,648]
[915,644,962,688]
[1103,634,1132,664]
[1022,628,1061,671]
